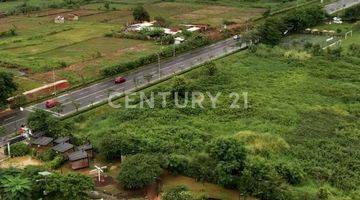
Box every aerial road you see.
[324,0,359,14]
[0,38,245,135]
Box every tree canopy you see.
[0,72,17,108]
[132,5,150,22]
[118,154,163,189]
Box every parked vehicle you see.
[45,99,59,108]
[233,35,241,40]
[115,76,126,84]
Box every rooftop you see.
[68,150,88,161]
[31,137,54,146]
[52,142,74,153]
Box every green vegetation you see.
[258,6,326,45]
[0,166,94,200]
[27,109,73,138]
[70,42,360,199]
[4,142,31,157]
[162,185,194,200]
[117,154,163,189]
[0,72,17,108]
[0,175,32,200]
[132,5,150,22]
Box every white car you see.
[233,35,241,40]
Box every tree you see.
[27,109,63,137]
[0,72,17,108]
[44,173,94,200]
[343,4,360,22]
[98,133,143,161]
[258,17,285,45]
[118,154,163,189]
[162,185,194,200]
[0,175,32,200]
[132,5,150,22]
[239,157,290,200]
[207,138,247,188]
[208,137,247,164]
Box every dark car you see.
[115,76,126,84]
[45,99,59,108]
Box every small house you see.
[54,16,65,24]
[54,136,70,144]
[77,144,94,159]
[67,13,79,21]
[31,136,54,153]
[164,28,182,35]
[52,142,74,156]
[68,150,89,170]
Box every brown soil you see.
[94,174,115,187]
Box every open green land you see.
[0,0,269,94]
[69,44,360,199]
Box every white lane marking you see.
[1,118,26,127]
[4,116,15,122]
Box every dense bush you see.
[97,133,143,161]
[44,172,94,200]
[27,110,65,138]
[259,6,325,45]
[118,154,163,189]
[100,34,210,76]
[0,72,17,108]
[162,185,194,200]
[349,43,360,56]
[239,157,291,200]
[37,149,56,162]
[132,5,150,22]
[166,154,190,175]
[4,142,31,157]
[343,4,360,22]
[44,155,66,169]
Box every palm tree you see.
[0,175,32,200]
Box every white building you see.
[54,16,65,24]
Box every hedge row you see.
[100,34,210,77]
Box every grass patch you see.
[69,44,360,198]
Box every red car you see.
[114,76,126,84]
[45,99,59,109]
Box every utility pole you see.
[157,53,161,79]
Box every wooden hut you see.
[51,142,74,156]
[77,144,93,159]
[31,136,54,153]
[54,136,70,144]
[31,131,44,139]
[68,150,89,170]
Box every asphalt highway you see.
[0,38,245,135]
[325,0,359,14]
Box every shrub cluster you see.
[100,34,210,76]
[258,6,326,45]
[4,142,31,157]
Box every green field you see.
[69,44,360,199]
[0,0,269,94]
